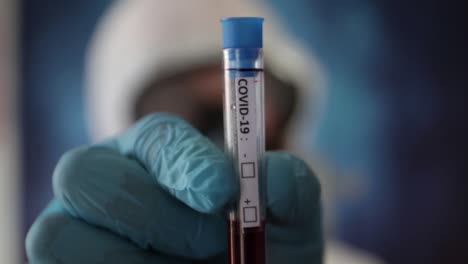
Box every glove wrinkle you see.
[122,114,236,213]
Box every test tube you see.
[221,17,266,264]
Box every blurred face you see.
[134,64,296,150]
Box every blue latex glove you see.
[26,113,323,264]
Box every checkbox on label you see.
[243,207,258,223]
[241,162,255,178]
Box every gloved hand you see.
[26,113,323,264]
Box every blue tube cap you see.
[221,17,264,49]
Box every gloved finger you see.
[52,146,227,259]
[266,151,321,225]
[114,113,237,213]
[265,152,323,262]
[265,151,322,235]
[26,200,194,264]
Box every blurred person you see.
[25,0,382,263]
[25,0,468,263]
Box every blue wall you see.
[21,0,112,234]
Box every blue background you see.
[21,0,111,238]
[21,0,467,263]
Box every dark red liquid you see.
[228,220,266,264]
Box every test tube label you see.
[235,76,261,228]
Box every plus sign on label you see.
[235,76,261,228]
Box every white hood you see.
[85,0,323,154]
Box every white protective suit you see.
[85,1,383,263]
